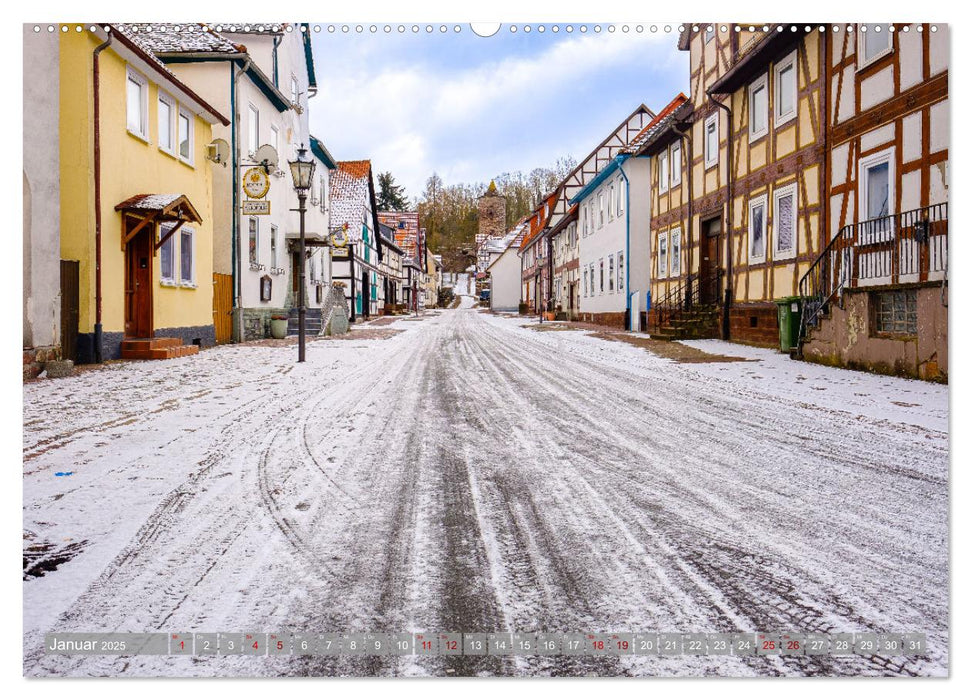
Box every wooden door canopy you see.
[115,194,203,253]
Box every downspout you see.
[617,156,632,330]
[92,29,113,363]
[232,57,251,342]
[271,35,280,87]
[675,123,694,286]
[709,94,733,340]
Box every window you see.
[608,254,615,292]
[599,259,604,293]
[583,267,588,296]
[270,225,278,268]
[659,150,669,192]
[749,73,769,140]
[581,204,588,236]
[180,228,194,284]
[178,109,193,162]
[598,192,604,228]
[608,185,615,221]
[670,228,682,277]
[126,68,148,139]
[159,224,176,282]
[774,51,797,126]
[749,194,768,264]
[671,141,682,186]
[860,25,892,67]
[773,183,798,260]
[859,148,895,242]
[248,105,259,156]
[617,251,624,290]
[617,178,625,214]
[704,112,719,168]
[658,232,668,278]
[874,289,916,335]
[249,218,259,265]
[158,93,175,153]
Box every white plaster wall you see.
[930,99,949,154]
[860,65,894,112]
[489,248,521,311]
[860,123,894,152]
[23,26,60,349]
[898,27,924,91]
[901,112,922,163]
[929,25,948,77]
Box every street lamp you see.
[289,144,316,363]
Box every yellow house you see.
[59,26,228,362]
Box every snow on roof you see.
[330,161,372,238]
[114,23,244,55]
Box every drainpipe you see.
[92,29,113,363]
[617,155,632,330]
[232,57,252,342]
[675,123,694,288]
[272,35,281,87]
[709,94,733,340]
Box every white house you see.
[572,153,652,329]
[330,160,383,321]
[487,223,527,312]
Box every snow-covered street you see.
[22,304,948,677]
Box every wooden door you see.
[212,273,233,344]
[699,217,722,305]
[59,260,79,362]
[124,218,153,338]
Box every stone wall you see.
[478,191,506,241]
[322,284,351,336]
[801,284,947,382]
[241,308,289,341]
[23,345,61,380]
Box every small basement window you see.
[874,289,917,335]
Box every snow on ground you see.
[23,307,948,677]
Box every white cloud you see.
[311,30,681,199]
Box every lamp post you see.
[289,144,316,363]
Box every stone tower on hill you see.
[477,180,506,251]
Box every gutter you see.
[232,56,252,342]
[618,156,633,330]
[708,93,733,340]
[92,30,113,363]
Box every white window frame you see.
[179,227,196,286]
[858,25,893,69]
[608,253,615,292]
[247,104,260,157]
[617,178,625,214]
[670,228,682,277]
[858,146,896,243]
[774,50,797,127]
[583,266,588,296]
[126,67,149,141]
[599,258,604,294]
[658,150,669,193]
[270,224,279,269]
[748,194,768,264]
[608,184,615,221]
[704,112,719,169]
[159,223,177,284]
[248,218,259,265]
[177,107,194,164]
[671,141,682,186]
[598,192,605,228]
[772,183,798,260]
[157,91,176,155]
[658,232,668,278]
[617,250,624,290]
[749,72,769,141]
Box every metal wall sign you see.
[243,167,270,199]
[242,200,271,215]
[332,247,349,258]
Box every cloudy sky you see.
[309,24,688,202]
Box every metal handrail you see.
[651,269,722,333]
[797,202,948,346]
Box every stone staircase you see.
[287,308,323,336]
[650,305,721,341]
[121,337,199,360]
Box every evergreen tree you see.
[376,171,410,211]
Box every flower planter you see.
[270,318,289,339]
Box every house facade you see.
[379,223,404,313]
[331,160,383,321]
[377,210,425,311]
[129,22,331,342]
[800,24,949,380]
[488,225,525,312]
[59,26,228,363]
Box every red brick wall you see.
[728,303,779,346]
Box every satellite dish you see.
[206,138,230,167]
[254,144,280,171]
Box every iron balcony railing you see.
[797,202,948,345]
[651,269,723,333]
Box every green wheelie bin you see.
[775,296,803,353]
